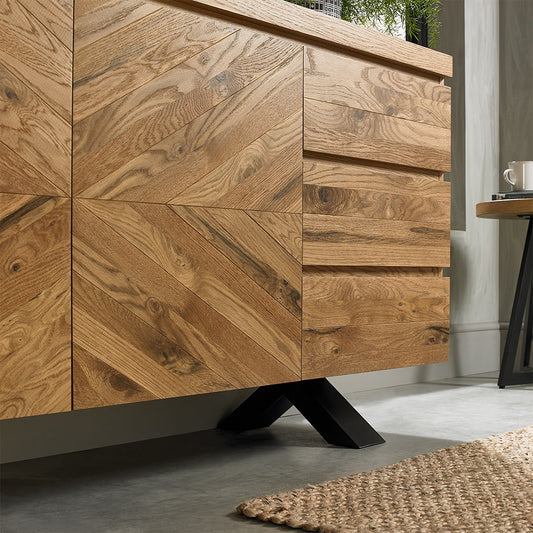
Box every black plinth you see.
[217,378,385,448]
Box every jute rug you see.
[237,426,533,532]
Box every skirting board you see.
[0,326,501,464]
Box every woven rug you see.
[237,426,533,532]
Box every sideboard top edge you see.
[165,0,453,78]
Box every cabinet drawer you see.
[303,48,451,172]
[302,275,449,379]
[302,160,450,267]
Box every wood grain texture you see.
[172,205,301,317]
[169,111,302,212]
[0,64,71,195]
[476,200,533,220]
[303,160,450,225]
[303,266,442,277]
[303,214,450,267]
[78,50,303,203]
[0,0,72,122]
[305,47,451,129]
[0,194,71,419]
[170,0,453,77]
[73,6,238,122]
[304,99,451,172]
[247,211,303,263]
[73,343,158,409]
[73,199,300,407]
[303,276,449,328]
[73,26,301,202]
[18,0,73,50]
[303,321,449,379]
[0,143,64,196]
[73,273,233,408]
[74,0,161,49]
[302,274,449,378]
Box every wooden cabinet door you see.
[72,1,303,408]
[0,0,73,419]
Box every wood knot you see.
[9,260,22,273]
[5,88,18,100]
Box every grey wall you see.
[499,0,533,329]
[0,0,508,464]
[438,0,466,231]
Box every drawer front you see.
[304,47,451,172]
[302,160,450,267]
[302,275,449,379]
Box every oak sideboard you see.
[0,0,451,442]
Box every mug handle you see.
[504,168,516,187]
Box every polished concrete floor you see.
[1,372,532,533]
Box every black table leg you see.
[218,378,385,448]
[499,218,533,388]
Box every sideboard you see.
[0,0,451,443]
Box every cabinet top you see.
[172,0,453,78]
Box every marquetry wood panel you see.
[304,98,451,172]
[0,0,72,196]
[73,199,301,408]
[73,2,303,211]
[305,48,451,129]
[0,194,71,419]
[302,275,449,379]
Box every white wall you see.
[0,0,505,464]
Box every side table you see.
[477,199,533,387]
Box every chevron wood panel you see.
[303,160,450,225]
[302,275,449,379]
[304,98,451,172]
[305,47,451,129]
[18,0,73,50]
[73,5,238,123]
[73,2,303,210]
[0,0,72,123]
[74,0,161,50]
[0,194,71,419]
[73,199,301,408]
[0,0,72,196]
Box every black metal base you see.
[217,378,385,448]
[499,218,533,388]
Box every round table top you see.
[476,199,533,219]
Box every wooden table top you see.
[476,199,533,219]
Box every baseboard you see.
[0,324,501,464]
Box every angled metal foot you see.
[218,378,384,448]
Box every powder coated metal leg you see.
[499,218,533,388]
[522,281,533,367]
[218,378,384,449]
[217,383,292,431]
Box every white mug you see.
[504,161,533,191]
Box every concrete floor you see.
[1,372,532,533]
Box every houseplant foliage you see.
[284,0,441,48]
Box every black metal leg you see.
[522,280,533,367]
[218,378,385,448]
[217,383,292,431]
[499,218,533,388]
